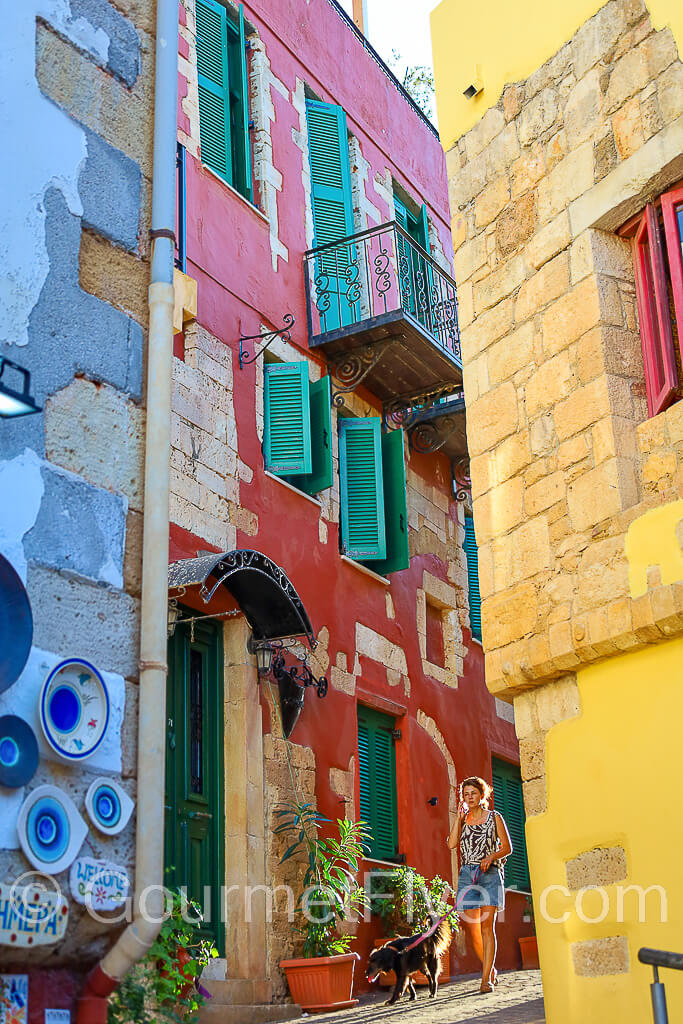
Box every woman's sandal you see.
[491,969,499,986]
[478,983,494,994]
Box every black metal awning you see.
[168,550,315,647]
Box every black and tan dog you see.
[365,916,452,1004]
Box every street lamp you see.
[247,634,274,677]
[0,358,42,419]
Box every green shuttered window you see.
[196,0,252,201]
[338,418,410,573]
[358,706,398,861]
[492,758,530,891]
[263,363,333,494]
[464,515,482,641]
[306,99,354,257]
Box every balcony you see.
[303,222,462,406]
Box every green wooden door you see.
[165,615,225,953]
[492,758,530,891]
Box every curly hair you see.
[460,775,493,808]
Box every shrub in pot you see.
[107,889,217,1024]
[275,801,371,1012]
[368,865,458,986]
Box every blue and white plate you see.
[17,784,88,875]
[85,777,134,835]
[0,715,39,788]
[39,659,110,761]
[0,554,33,694]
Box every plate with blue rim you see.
[0,715,39,788]
[39,658,110,762]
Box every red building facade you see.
[169,0,530,1008]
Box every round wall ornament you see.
[0,715,39,788]
[39,658,110,761]
[85,777,134,835]
[17,784,88,875]
[0,554,33,694]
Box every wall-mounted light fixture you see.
[0,358,42,419]
[247,634,274,677]
[239,314,295,370]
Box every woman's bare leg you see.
[480,906,498,992]
[462,907,484,965]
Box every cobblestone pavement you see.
[292,970,544,1023]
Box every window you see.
[196,0,252,201]
[263,362,333,495]
[425,600,444,667]
[464,515,481,642]
[358,706,398,861]
[338,417,409,575]
[492,758,530,891]
[622,184,683,417]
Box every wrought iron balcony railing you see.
[303,221,461,363]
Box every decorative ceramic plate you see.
[17,785,88,875]
[0,554,33,694]
[85,777,134,835]
[0,715,39,788]
[39,659,110,761]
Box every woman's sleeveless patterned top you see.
[459,810,504,878]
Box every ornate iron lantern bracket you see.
[328,339,396,409]
[270,647,328,739]
[239,314,295,369]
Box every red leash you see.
[394,867,482,953]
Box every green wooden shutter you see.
[492,759,530,891]
[339,418,386,561]
[418,204,431,253]
[263,362,312,475]
[299,376,333,495]
[235,5,252,201]
[464,515,482,641]
[358,707,398,861]
[306,100,354,251]
[372,429,409,576]
[196,0,231,183]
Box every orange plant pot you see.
[519,935,539,969]
[371,938,450,988]
[280,952,360,1012]
[158,945,195,1000]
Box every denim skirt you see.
[456,863,505,911]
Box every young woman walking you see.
[447,775,512,993]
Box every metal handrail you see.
[638,947,683,1023]
[303,220,460,361]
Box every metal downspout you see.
[76,0,178,1018]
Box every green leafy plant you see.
[388,49,435,121]
[107,889,218,1024]
[369,865,459,936]
[275,800,372,958]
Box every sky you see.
[338,0,441,92]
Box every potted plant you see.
[369,865,458,986]
[107,889,218,1024]
[519,894,539,969]
[275,801,371,1012]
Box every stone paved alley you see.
[292,971,545,1024]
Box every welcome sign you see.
[69,857,129,911]
[0,884,68,947]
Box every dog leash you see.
[394,867,482,954]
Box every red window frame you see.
[661,185,683,342]
[631,203,678,417]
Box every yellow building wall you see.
[431,0,683,149]
[528,636,683,1023]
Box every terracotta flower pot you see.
[280,952,360,1012]
[158,944,195,1000]
[371,938,450,987]
[519,935,539,969]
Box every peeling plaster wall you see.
[0,0,151,990]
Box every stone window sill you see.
[341,554,390,586]
[264,470,322,507]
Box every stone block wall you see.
[447,0,683,702]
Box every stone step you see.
[199,1003,302,1024]
[201,978,272,1005]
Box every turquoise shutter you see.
[236,5,252,201]
[196,0,231,183]
[358,707,398,861]
[306,100,354,252]
[464,515,482,641]
[373,430,409,576]
[339,418,386,561]
[492,759,530,891]
[299,376,333,495]
[263,362,312,475]
[418,204,431,253]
